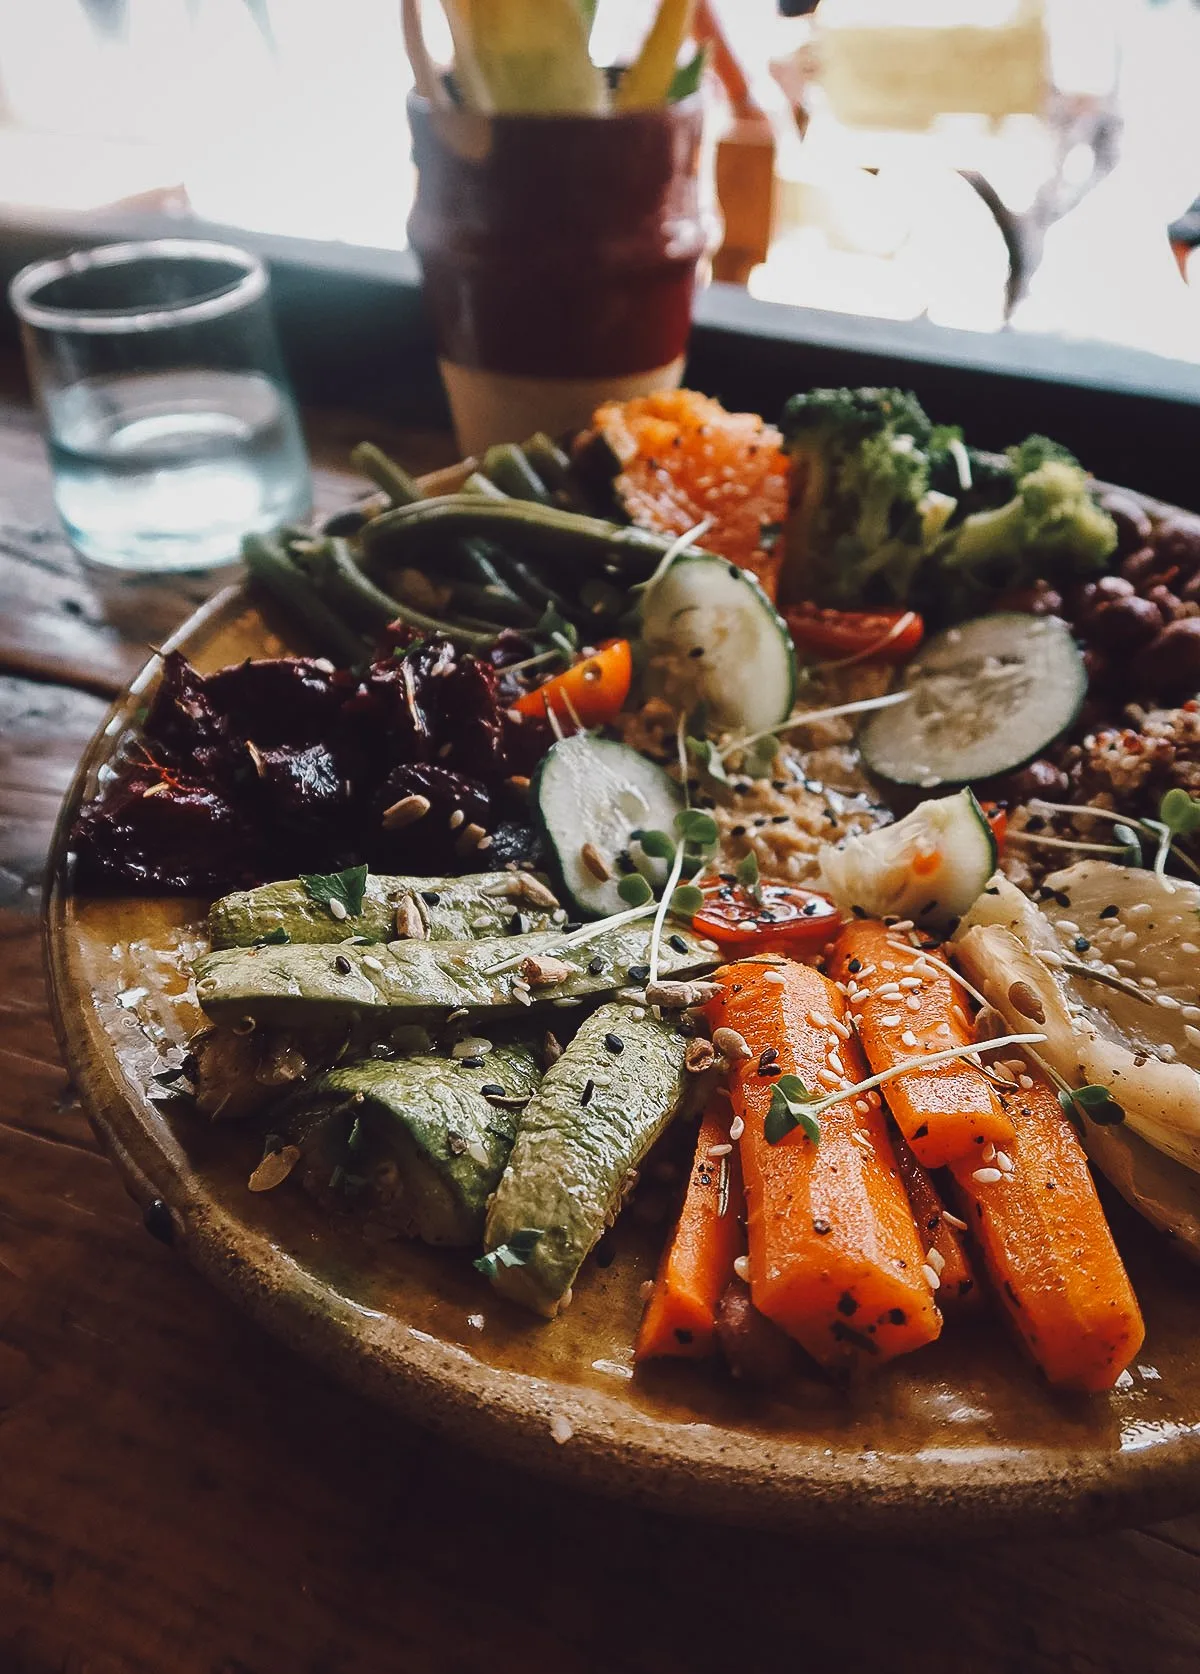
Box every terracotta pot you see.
[407,92,719,456]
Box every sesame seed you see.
[900,1029,917,1048]
[996,1150,1015,1174]
[898,977,922,990]
[828,1051,846,1077]
[853,1098,869,1115]
[604,1032,624,1054]
[925,1247,946,1276]
[982,1141,997,1162]
[904,995,920,1011]
[729,1115,745,1140]
[763,970,786,985]
[816,1067,841,1089]
[942,1210,969,1232]
[922,1264,942,1290]
[328,897,348,922]
[362,955,384,972]
[708,1143,733,1158]
[1018,1074,1034,1089]
[831,1018,851,1041]
[880,1012,902,1028]
[733,1255,751,1282]
[972,1167,1003,1184]
[1184,1023,1200,1048]
[1158,993,1181,1010]
[333,954,352,975]
[876,984,902,999]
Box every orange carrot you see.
[707,961,942,1373]
[891,1133,980,1313]
[828,920,1014,1167]
[636,1104,745,1361]
[947,1060,1144,1392]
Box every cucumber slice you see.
[817,788,997,933]
[639,552,796,734]
[532,734,683,917]
[859,612,1086,788]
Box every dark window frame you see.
[1,204,1197,506]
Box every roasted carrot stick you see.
[828,920,1014,1167]
[707,961,942,1373]
[947,1058,1144,1392]
[891,1133,980,1313]
[636,1103,746,1361]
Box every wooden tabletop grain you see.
[4,358,1200,1674]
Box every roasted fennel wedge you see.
[955,862,1200,1183]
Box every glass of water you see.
[9,239,311,572]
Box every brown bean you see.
[1145,583,1183,620]
[1131,618,1200,702]
[715,1279,796,1386]
[1097,490,1152,556]
[1120,545,1166,587]
[1153,516,1200,581]
[1084,594,1164,653]
[1001,757,1070,804]
[990,578,1063,617]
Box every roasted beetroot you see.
[72,636,547,895]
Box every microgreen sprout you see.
[762,1031,1048,1145]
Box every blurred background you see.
[0,0,1197,366]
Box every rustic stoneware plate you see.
[44,491,1200,1538]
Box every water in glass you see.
[46,367,311,572]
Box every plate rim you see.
[42,557,1200,1540]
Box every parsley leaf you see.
[474,1227,543,1278]
[300,864,369,918]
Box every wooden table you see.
[4,363,1200,1674]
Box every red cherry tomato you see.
[786,605,924,664]
[692,874,841,958]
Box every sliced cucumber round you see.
[639,552,796,735]
[532,734,683,918]
[859,612,1086,788]
[817,788,997,933]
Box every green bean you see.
[451,580,539,628]
[522,432,574,495]
[242,533,369,665]
[292,537,498,652]
[482,443,553,505]
[463,470,509,501]
[349,441,423,508]
[361,495,690,579]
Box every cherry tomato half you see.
[513,638,632,730]
[786,605,924,664]
[692,875,842,958]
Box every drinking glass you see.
[10,239,312,573]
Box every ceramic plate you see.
[45,527,1200,1538]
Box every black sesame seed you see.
[847,958,862,973]
[836,1291,858,1317]
[509,912,529,936]
[759,1046,779,1068]
[1074,936,1090,953]
[627,964,650,982]
[688,645,705,659]
[580,1077,595,1106]
[420,890,441,905]
[772,780,787,791]
[480,1083,506,1097]
[668,933,688,954]
[1054,891,1071,908]
[587,955,605,974]
[1026,815,1046,833]
[772,814,790,825]
[1100,904,1119,919]
[459,1055,484,1068]
[334,954,352,975]
[760,1064,782,1078]
[719,872,737,884]
[604,1033,624,1054]
[802,900,819,916]
[731,824,747,837]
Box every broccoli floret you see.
[1006,433,1080,477]
[940,458,1117,578]
[778,387,942,606]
